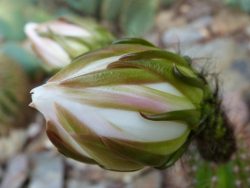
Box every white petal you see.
[31,84,189,142]
[145,83,183,96]
[31,86,91,158]
[67,55,122,80]
[37,20,91,38]
[31,85,126,139]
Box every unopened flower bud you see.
[30,38,235,171]
[25,16,114,71]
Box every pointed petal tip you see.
[30,88,35,94]
[29,102,36,108]
[24,22,38,34]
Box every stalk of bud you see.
[25,16,114,71]
[30,38,236,171]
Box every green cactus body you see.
[0,53,30,134]
[187,140,250,188]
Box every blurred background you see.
[0,0,250,187]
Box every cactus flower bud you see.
[30,38,235,171]
[25,16,114,71]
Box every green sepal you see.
[102,137,168,167]
[140,109,201,129]
[60,68,163,87]
[75,135,144,171]
[101,129,189,167]
[108,59,203,106]
[156,137,191,169]
[54,103,143,171]
[106,129,189,156]
[62,16,115,43]
[46,29,89,59]
[120,50,189,66]
[173,64,205,89]
[46,121,97,164]
[112,38,155,47]
[183,55,192,65]
[49,43,156,82]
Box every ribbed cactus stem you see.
[196,109,236,162]
[0,54,30,135]
[186,136,250,188]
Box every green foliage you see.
[64,0,102,16]
[0,0,175,38]
[0,53,30,133]
[103,0,160,36]
[101,0,123,21]
[0,19,11,39]
[195,162,213,188]
[187,141,250,188]
[62,0,170,36]
[161,0,175,7]
[1,42,44,80]
[0,0,26,40]
[0,0,52,41]
[225,0,250,12]
[216,163,235,188]
[120,0,159,36]
[66,0,161,36]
